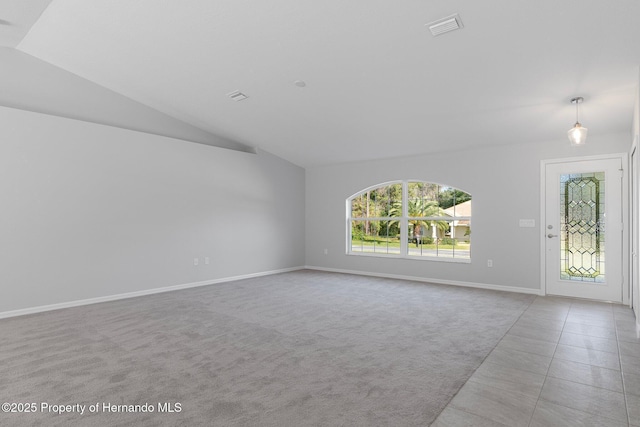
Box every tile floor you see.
[432,296,640,427]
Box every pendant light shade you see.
[568,122,588,146]
[568,97,587,146]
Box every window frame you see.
[346,180,471,263]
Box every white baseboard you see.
[305,265,543,296]
[0,266,304,320]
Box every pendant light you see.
[567,97,587,146]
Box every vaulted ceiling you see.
[2,1,640,167]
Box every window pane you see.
[408,222,471,259]
[408,186,441,219]
[388,183,402,217]
[372,186,387,217]
[408,182,439,206]
[350,220,400,254]
[351,184,402,218]
[351,194,365,218]
[560,172,604,283]
[438,187,472,213]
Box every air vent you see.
[228,91,248,101]
[426,13,463,36]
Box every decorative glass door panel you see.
[560,172,605,283]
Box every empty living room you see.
[2,1,640,426]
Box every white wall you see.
[306,133,630,292]
[0,106,305,313]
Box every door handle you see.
[547,234,558,238]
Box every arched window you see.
[347,181,471,261]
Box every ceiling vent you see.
[426,13,463,36]
[228,91,248,101]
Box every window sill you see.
[346,252,471,264]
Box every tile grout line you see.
[615,311,632,427]
[483,295,545,427]
[527,298,568,427]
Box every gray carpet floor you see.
[0,270,535,426]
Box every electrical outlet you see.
[205,257,210,265]
[323,249,328,255]
[194,258,199,266]
[487,259,493,268]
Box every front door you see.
[544,157,623,302]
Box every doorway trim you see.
[540,153,629,303]
[631,137,639,318]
